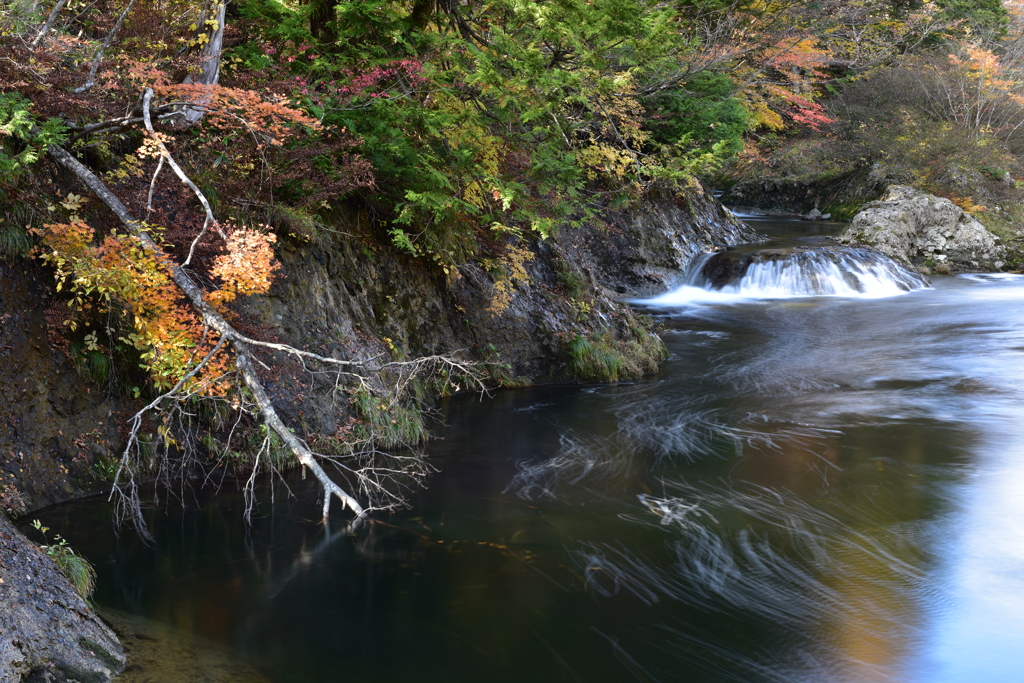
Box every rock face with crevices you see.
[0,512,125,682]
[838,185,1005,271]
[556,184,763,297]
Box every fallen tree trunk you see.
[46,145,367,523]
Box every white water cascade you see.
[645,246,930,306]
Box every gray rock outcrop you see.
[557,184,763,297]
[0,513,125,682]
[839,185,1005,271]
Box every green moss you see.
[980,212,1024,270]
[568,333,622,381]
[479,358,533,388]
[824,201,865,221]
[567,322,666,382]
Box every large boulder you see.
[0,513,125,682]
[839,185,1005,271]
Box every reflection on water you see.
[32,218,1024,682]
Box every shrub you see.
[31,520,97,600]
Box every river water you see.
[31,217,1024,682]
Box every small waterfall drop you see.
[645,246,929,305]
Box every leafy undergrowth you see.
[568,321,667,383]
[32,520,96,600]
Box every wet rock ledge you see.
[0,512,125,682]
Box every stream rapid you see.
[31,216,1024,682]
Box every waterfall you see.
[644,246,929,305]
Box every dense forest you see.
[2,0,1023,526]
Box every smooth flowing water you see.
[30,216,1024,682]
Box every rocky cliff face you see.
[719,163,893,218]
[3,184,755,511]
[0,263,130,517]
[0,512,126,682]
[557,184,762,297]
[239,184,759,434]
[838,185,1006,272]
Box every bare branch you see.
[73,0,137,94]
[142,88,225,243]
[30,0,67,48]
[146,154,164,214]
[47,142,369,524]
[65,107,177,145]
[46,101,488,532]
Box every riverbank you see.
[29,219,1024,681]
[0,510,125,681]
[1,185,755,516]
[2,183,756,681]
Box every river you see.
[30,216,1024,682]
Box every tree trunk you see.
[307,0,337,45]
[30,0,68,47]
[73,0,137,93]
[182,0,226,125]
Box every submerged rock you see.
[800,208,831,221]
[0,513,125,682]
[99,610,269,683]
[839,185,1005,271]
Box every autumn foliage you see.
[33,220,237,395]
[208,226,280,306]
